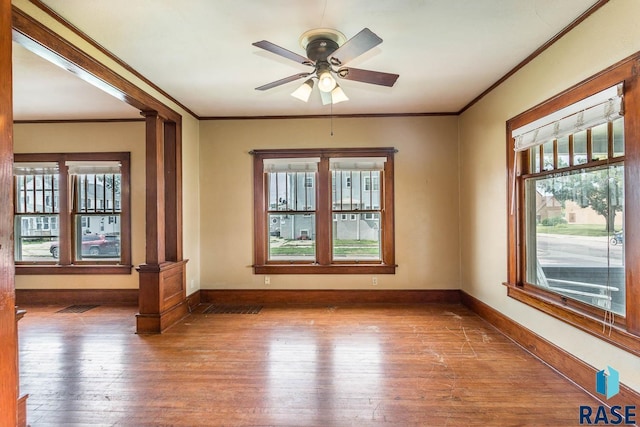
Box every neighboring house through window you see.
[252,147,396,274]
[14,152,131,274]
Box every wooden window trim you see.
[252,147,397,275]
[14,152,132,275]
[506,52,640,356]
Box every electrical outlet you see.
[372,276,378,286]
[264,276,271,285]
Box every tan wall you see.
[14,121,145,289]
[199,116,460,290]
[181,115,202,296]
[459,0,640,392]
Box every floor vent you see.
[56,304,99,314]
[202,305,262,314]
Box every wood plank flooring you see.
[18,303,600,426]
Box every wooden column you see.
[136,112,188,334]
[143,112,166,265]
[163,120,182,262]
[16,308,27,427]
[0,0,18,424]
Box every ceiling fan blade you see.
[329,28,382,66]
[252,40,314,66]
[337,67,399,87]
[255,73,311,91]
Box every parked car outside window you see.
[49,234,120,258]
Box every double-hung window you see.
[14,152,131,274]
[252,148,396,274]
[264,157,319,261]
[69,161,123,262]
[507,56,640,353]
[331,157,385,261]
[14,162,60,263]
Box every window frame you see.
[14,152,132,275]
[506,54,640,355]
[252,147,396,274]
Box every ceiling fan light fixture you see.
[331,85,349,104]
[291,79,314,102]
[254,27,397,107]
[318,71,337,93]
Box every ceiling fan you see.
[253,28,399,105]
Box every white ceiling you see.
[12,0,600,120]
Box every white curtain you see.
[263,157,319,173]
[512,83,624,152]
[13,162,58,175]
[329,157,387,171]
[67,161,121,175]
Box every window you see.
[14,161,59,264]
[304,176,314,188]
[332,161,385,262]
[252,148,396,274]
[14,152,131,274]
[364,176,380,191]
[524,132,624,314]
[507,57,640,354]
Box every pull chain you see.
[330,101,334,136]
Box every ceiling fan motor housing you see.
[305,38,339,62]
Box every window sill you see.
[16,264,133,275]
[254,264,397,275]
[504,282,640,357]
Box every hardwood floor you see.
[18,303,600,426]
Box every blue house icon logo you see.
[596,366,620,399]
[580,366,635,424]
